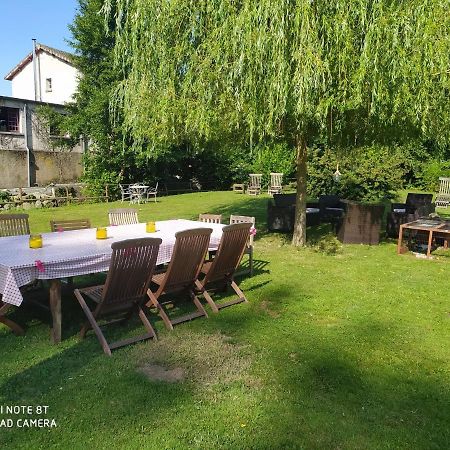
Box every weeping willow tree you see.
[103,0,449,245]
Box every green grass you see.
[1,192,449,449]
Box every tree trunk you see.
[292,135,307,246]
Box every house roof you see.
[4,43,74,81]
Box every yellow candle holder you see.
[96,227,108,239]
[29,234,43,249]
[146,221,156,233]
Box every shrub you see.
[315,234,342,255]
[252,142,296,187]
[415,159,450,191]
[308,144,408,201]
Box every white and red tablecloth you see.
[0,219,224,307]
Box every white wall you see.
[11,51,79,105]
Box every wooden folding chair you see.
[229,214,255,276]
[0,214,30,237]
[198,213,222,224]
[268,173,283,195]
[0,300,24,335]
[108,208,138,226]
[146,228,212,330]
[50,218,92,287]
[436,177,450,208]
[247,174,262,195]
[195,223,251,313]
[50,218,91,232]
[74,237,161,356]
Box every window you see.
[45,78,52,92]
[0,107,20,133]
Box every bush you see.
[252,142,296,187]
[308,144,408,201]
[0,191,11,203]
[315,234,342,255]
[415,159,450,191]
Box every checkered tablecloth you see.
[0,219,224,307]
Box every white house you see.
[4,42,79,105]
[0,43,83,188]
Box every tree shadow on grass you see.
[215,300,450,449]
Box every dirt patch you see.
[135,331,257,389]
[259,300,280,318]
[139,364,185,383]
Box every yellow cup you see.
[29,234,43,249]
[96,227,108,239]
[146,221,156,233]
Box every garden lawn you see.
[1,192,449,449]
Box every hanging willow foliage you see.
[103,0,449,245]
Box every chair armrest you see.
[391,202,406,212]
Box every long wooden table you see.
[0,220,224,343]
[397,219,450,258]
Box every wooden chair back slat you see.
[203,223,251,284]
[50,219,91,232]
[101,238,161,309]
[158,228,212,294]
[229,214,255,246]
[198,214,222,224]
[108,208,139,225]
[0,214,30,237]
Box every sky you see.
[0,0,78,96]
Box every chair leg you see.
[146,289,174,331]
[195,280,219,313]
[74,290,112,356]
[230,280,248,303]
[137,305,157,340]
[190,290,209,318]
[0,307,25,335]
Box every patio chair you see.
[108,208,139,226]
[318,195,346,225]
[435,177,450,208]
[146,228,212,330]
[146,182,159,203]
[50,219,92,287]
[0,300,24,335]
[195,223,251,313]
[268,173,283,195]
[229,215,255,276]
[386,193,435,238]
[247,174,262,196]
[0,214,30,237]
[74,237,162,356]
[119,184,133,202]
[198,213,222,224]
[50,218,91,232]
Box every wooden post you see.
[427,230,434,258]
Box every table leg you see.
[427,230,433,258]
[397,225,405,254]
[49,279,62,344]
